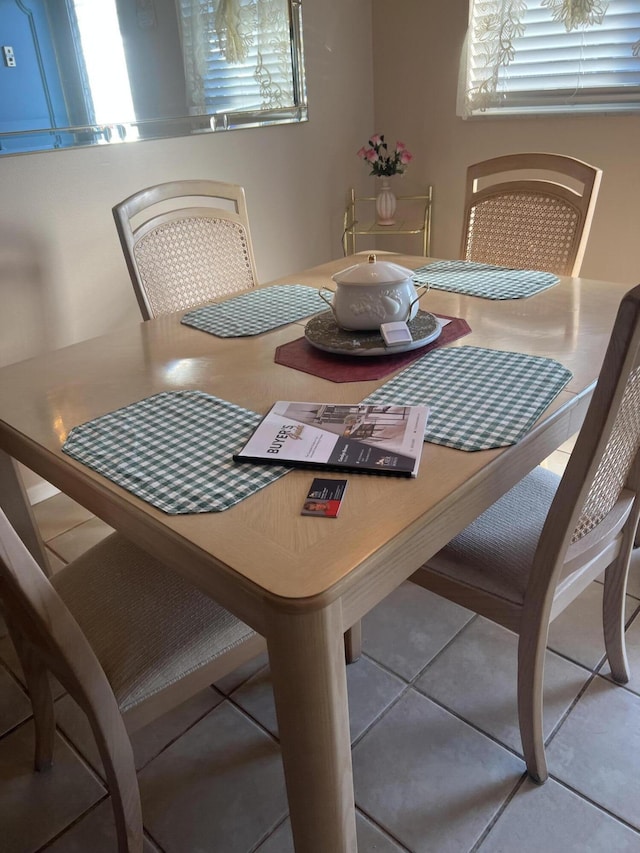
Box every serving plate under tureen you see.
[304,310,442,357]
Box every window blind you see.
[177,0,297,116]
[465,0,640,115]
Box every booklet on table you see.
[233,401,429,477]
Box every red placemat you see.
[274,315,472,382]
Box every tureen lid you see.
[332,253,414,287]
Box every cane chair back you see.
[461,153,602,276]
[0,514,265,852]
[411,282,640,783]
[113,180,258,319]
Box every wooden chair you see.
[0,512,265,852]
[410,282,640,783]
[461,153,602,276]
[113,180,258,319]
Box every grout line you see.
[468,773,529,852]
[35,796,111,852]
[131,688,226,773]
[544,644,605,673]
[544,639,640,752]
[0,710,34,746]
[542,669,599,749]
[408,685,529,765]
[359,648,531,765]
[0,652,28,693]
[222,689,282,748]
[141,829,166,853]
[624,598,640,626]
[407,612,479,684]
[350,682,413,750]
[352,804,414,852]
[546,775,640,836]
[247,813,290,853]
[52,718,109,788]
[361,611,479,690]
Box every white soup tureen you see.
[319,254,422,331]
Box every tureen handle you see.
[318,285,338,319]
[404,283,431,322]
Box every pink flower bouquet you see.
[357,134,413,177]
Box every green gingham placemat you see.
[181,284,323,337]
[363,346,572,451]
[412,260,559,300]
[62,391,290,513]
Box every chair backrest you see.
[461,153,602,277]
[528,283,640,618]
[113,179,258,319]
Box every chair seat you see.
[426,466,560,605]
[52,534,255,713]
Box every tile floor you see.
[3,441,640,852]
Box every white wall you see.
[371,0,640,285]
[0,0,375,364]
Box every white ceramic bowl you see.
[320,254,421,331]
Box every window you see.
[460,0,640,116]
[177,0,307,128]
[72,0,139,141]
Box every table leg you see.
[344,621,362,664]
[267,600,357,853]
[0,450,51,576]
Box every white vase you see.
[376,177,396,226]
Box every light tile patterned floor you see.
[3,455,640,852]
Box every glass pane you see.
[0,0,307,155]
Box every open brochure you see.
[234,402,429,477]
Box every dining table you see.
[0,253,632,852]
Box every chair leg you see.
[517,628,548,784]
[8,625,54,770]
[603,553,631,684]
[87,710,144,853]
[344,621,362,664]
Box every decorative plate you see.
[304,310,442,357]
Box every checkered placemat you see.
[412,260,559,300]
[181,285,323,337]
[62,391,290,513]
[363,346,572,451]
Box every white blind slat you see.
[465,0,640,114]
[178,0,296,115]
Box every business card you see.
[301,477,348,518]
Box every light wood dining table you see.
[0,254,632,852]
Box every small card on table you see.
[301,478,348,518]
